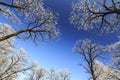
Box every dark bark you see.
[0,1,24,9]
[0,29,46,41]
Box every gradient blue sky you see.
[0,0,119,80]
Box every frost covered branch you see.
[70,0,120,33]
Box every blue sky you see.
[17,0,119,80]
[0,0,120,80]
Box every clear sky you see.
[0,0,119,80]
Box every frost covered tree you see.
[94,60,120,80]
[0,23,15,50]
[0,24,70,80]
[0,48,37,80]
[24,67,46,80]
[0,0,59,42]
[47,68,70,80]
[73,39,105,80]
[73,39,120,80]
[70,0,120,33]
[24,68,70,80]
[0,25,37,80]
[70,0,120,79]
[107,41,120,70]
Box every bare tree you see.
[73,39,105,80]
[70,0,120,33]
[0,0,59,42]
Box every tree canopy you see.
[0,0,59,42]
[0,0,120,80]
[70,0,120,33]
